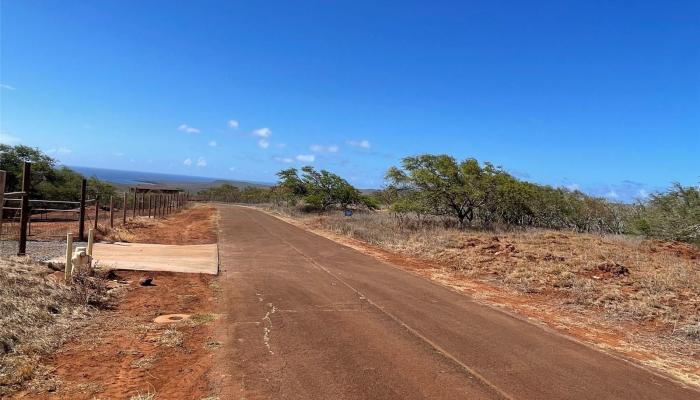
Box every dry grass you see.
[130,391,156,400]
[264,205,700,343]
[97,218,160,243]
[156,326,184,348]
[0,257,115,395]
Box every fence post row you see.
[17,162,31,256]
[0,170,5,240]
[77,179,87,242]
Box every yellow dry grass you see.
[0,257,115,395]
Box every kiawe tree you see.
[276,166,375,210]
[386,154,508,228]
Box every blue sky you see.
[1,1,698,201]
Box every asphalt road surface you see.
[214,205,699,400]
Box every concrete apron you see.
[50,242,219,274]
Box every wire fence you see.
[1,165,191,257]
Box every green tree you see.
[274,166,374,211]
[300,166,362,210]
[0,144,114,204]
[386,155,507,228]
[632,183,700,245]
[276,168,307,205]
[0,144,57,196]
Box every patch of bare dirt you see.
[98,204,217,245]
[9,271,222,399]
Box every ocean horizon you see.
[68,165,270,187]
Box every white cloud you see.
[0,132,21,145]
[637,189,649,199]
[605,190,619,199]
[228,119,239,129]
[47,147,72,155]
[310,144,339,153]
[258,139,270,149]
[346,139,370,149]
[296,154,315,163]
[178,123,201,134]
[183,158,192,166]
[252,127,272,138]
[0,83,15,90]
[196,157,207,167]
[274,157,295,163]
[208,140,217,147]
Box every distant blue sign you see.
[344,210,353,217]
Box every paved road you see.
[213,205,699,400]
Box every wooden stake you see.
[122,192,127,224]
[65,232,73,283]
[109,195,114,228]
[132,189,137,219]
[87,229,94,275]
[94,199,99,230]
[78,178,86,242]
[87,228,94,256]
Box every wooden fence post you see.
[94,199,99,230]
[132,189,137,219]
[148,194,152,218]
[0,170,5,239]
[122,192,127,224]
[78,178,86,242]
[18,162,31,255]
[109,195,114,228]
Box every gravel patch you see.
[0,240,86,262]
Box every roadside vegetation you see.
[0,257,115,395]
[199,166,378,211]
[1,144,116,203]
[200,153,699,248]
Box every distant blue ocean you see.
[69,166,225,185]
